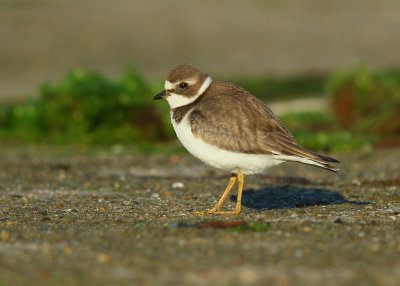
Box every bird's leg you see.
[192,173,237,215]
[232,170,244,214]
[192,170,244,215]
[207,173,237,213]
[212,170,244,215]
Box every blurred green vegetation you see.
[0,66,399,152]
[279,67,400,151]
[279,112,376,152]
[328,67,400,147]
[0,69,172,144]
[231,74,326,101]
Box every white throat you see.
[165,76,212,109]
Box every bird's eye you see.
[178,82,188,89]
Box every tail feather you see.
[311,162,340,173]
[275,152,340,173]
[313,152,341,164]
[309,152,340,173]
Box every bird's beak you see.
[153,90,167,100]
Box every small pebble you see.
[1,230,10,240]
[35,209,48,216]
[63,247,73,255]
[371,244,380,252]
[333,218,344,224]
[172,182,184,189]
[294,249,304,257]
[97,253,112,264]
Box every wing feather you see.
[189,81,340,171]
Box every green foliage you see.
[328,67,400,139]
[0,69,173,144]
[279,111,336,132]
[279,112,376,152]
[1,66,396,151]
[275,66,400,151]
[231,74,326,101]
[293,131,375,153]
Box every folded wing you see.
[190,83,340,172]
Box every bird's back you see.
[190,81,340,172]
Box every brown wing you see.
[190,82,340,171]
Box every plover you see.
[154,63,340,215]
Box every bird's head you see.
[153,63,212,108]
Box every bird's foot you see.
[210,210,241,215]
[191,208,241,215]
[191,209,216,215]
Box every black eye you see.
[178,82,188,89]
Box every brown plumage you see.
[173,80,340,172]
[155,63,340,215]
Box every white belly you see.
[171,112,283,175]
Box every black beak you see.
[153,90,167,100]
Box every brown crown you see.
[167,63,209,83]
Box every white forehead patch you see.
[164,80,174,90]
[165,76,212,109]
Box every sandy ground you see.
[0,145,399,286]
[1,0,400,100]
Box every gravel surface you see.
[0,146,399,286]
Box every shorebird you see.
[154,63,339,215]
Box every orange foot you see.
[191,209,241,215]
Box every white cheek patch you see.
[166,93,195,109]
[165,76,212,109]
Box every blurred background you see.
[1,0,399,151]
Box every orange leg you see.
[192,170,244,215]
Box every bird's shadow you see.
[230,185,369,211]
